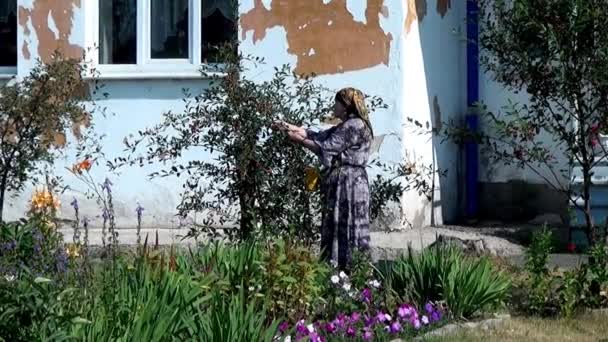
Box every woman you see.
[275,88,373,269]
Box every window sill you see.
[85,64,226,81]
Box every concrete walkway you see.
[61,226,588,269]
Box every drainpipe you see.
[465,0,479,221]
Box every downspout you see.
[465,0,479,221]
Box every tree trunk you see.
[0,173,7,223]
[581,164,595,245]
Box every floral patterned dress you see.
[307,117,372,268]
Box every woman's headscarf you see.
[335,87,374,137]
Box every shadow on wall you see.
[409,0,465,225]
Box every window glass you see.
[99,0,137,64]
[151,0,189,59]
[201,0,237,63]
[0,1,17,67]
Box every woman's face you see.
[333,100,347,120]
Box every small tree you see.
[116,43,392,242]
[421,0,608,245]
[0,56,95,221]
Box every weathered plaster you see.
[18,0,83,63]
[241,0,392,76]
[405,0,427,34]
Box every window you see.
[99,0,137,64]
[92,0,237,78]
[0,1,17,75]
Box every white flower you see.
[284,336,292,342]
[342,283,351,292]
[4,274,15,282]
[307,324,315,333]
[248,286,255,292]
[421,315,430,325]
[330,275,340,284]
[385,314,392,321]
[369,280,381,288]
[339,271,348,279]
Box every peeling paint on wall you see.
[22,42,31,60]
[241,0,392,76]
[380,5,389,18]
[436,0,451,18]
[18,0,83,63]
[405,0,427,34]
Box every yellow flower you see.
[30,188,60,213]
[304,166,320,192]
[65,244,80,258]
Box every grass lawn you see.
[424,311,608,342]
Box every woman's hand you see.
[272,120,289,132]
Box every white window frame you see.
[0,0,17,78]
[85,0,218,80]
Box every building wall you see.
[477,46,570,221]
[4,0,468,232]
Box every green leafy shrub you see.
[388,246,510,319]
[0,56,101,221]
[525,226,553,276]
[260,239,328,321]
[0,214,68,278]
[0,274,84,341]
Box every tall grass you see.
[386,245,511,319]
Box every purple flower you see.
[350,312,361,323]
[364,315,375,327]
[324,322,337,334]
[102,178,113,193]
[390,321,402,334]
[309,332,322,342]
[413,319,421,330]
[295,320,308,336]
[362,328,374,341]
[398,305,413,319]
[425,302,434,314]
[102,208,110,220]
[279,321,289,333]
[136,203,144,218]
[361,288,372,303]
[334,313,347,328]
[345,326,356,338]
[431,310,442,322]
[421,315,430,325]
[70,197,79,211]
[376,311,389,323]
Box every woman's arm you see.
[288,130,320,154]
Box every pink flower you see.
[350,312,361,323]
[346,326,356,337]
[413,319,421,330]
[398,305,413,319]
[362,329,374,341]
